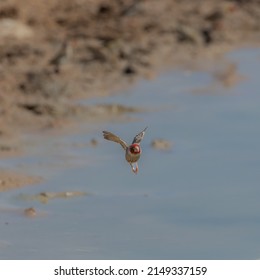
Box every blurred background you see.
[0,0,260,259]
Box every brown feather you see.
[102,131,128,150]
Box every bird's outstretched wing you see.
[132,127,147,144]
[102,131,128,150]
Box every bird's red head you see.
[129,143,141,154]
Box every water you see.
[0,48,260,259]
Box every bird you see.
[102,127,147,174]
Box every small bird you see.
[102,127,147,174]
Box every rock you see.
[18,191,88,204]
[24,207,36,217]
[90,138,98,147]
[151,139,172,151]
[0,19,33,39]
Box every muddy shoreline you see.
[1,0,260,189]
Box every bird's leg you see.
[130,163,138,174]
[130,163,135,173]
[135,163,139,174]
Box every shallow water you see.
[0,48,260,259]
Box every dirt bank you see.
[1,0,260,189]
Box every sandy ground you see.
[0,169,41,191]
[1,0,260,190]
